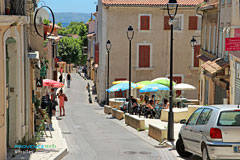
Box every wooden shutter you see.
[115,78,127,98]
[172,77,182,97]
[194,45,200,67]
[140,16,150,30]
[139,45,150,67]
[189,16,198,30]
[164,16,170,30]
[95,44,99,64]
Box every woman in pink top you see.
[58,89,66,116]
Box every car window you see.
[187,108,204,125]
[196,108,212,125]
[218,111,240,126]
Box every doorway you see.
[5,37,18,148]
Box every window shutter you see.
[139,45,150,67]
[189,16,198,30]
[95,44,99,64]
[164,16,170,30]
[140,16,150,30]
[194,45,200,67]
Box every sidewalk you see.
[8,116,68,160]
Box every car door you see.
[192,108,213,154]
[181,108,204,152]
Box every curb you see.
[50,139,68,160]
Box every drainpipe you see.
[216,1,222,58]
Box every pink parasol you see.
[43,79,64,88]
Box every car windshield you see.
[218,110,240,126]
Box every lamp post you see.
[190,36,197,48]
[167,0,178,142]
[106,40,112,105]
[127,26,134,114]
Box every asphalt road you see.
[57,73,180,160]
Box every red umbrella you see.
[43,79,63,88]
[51,82,64,88]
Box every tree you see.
[58,37,86,65]
[57,22,88,65]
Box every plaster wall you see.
[98,6,200,102]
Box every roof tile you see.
[102,0,203,6]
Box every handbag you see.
[64,95,68,101]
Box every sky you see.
[42,0,98,13]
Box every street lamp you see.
[106,40,112,105]
[127,26,134,114]
[167,0,178,142]
[190,36,197,47]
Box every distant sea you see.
[54,12,92,27]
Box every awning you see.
[197,54,212,62]
[201,58,229,75]
[28,51,39,60]
[47,35,61,42]
[199,1,218,10]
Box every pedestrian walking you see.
[59,74,63,83]
[60,67,63,74]
[67,73,72,88]
[57,89,67,116]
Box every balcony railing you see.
[5,0,26,16]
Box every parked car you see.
[176,105,240,160]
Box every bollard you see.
[88,94,92,103]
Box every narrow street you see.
[58,73,177,160]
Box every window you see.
[173,15,184,30]
[221,0,225,4]
[203,24,207,50]
[208,24,212,52]
[196,109,212,125]
[139,45,150,67]
[197,16,202,30]
[164,15,183,30]
[187,108,204,125]
[236,63,240,79]
[212,26,216,54]
[218,27,223,57]
[218,111,240,126]
[139,14,151,31]
[226,0,231,3]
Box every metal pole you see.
[168,22,174,142]
[128,39,132,114]
[107,50,110,105]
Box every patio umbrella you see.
[173,83,196,90]
[107,83,137,92]
[51,82,64,88]
[151,77,176,87]
[136,81,155,89]
[112,80,129,85]
[43,79,64,88]
[139,84,169,93]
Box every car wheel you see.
[202,145,210,160]
[176,138,193,157]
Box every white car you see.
[176,105,240,160]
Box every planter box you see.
[125,113,145,131]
